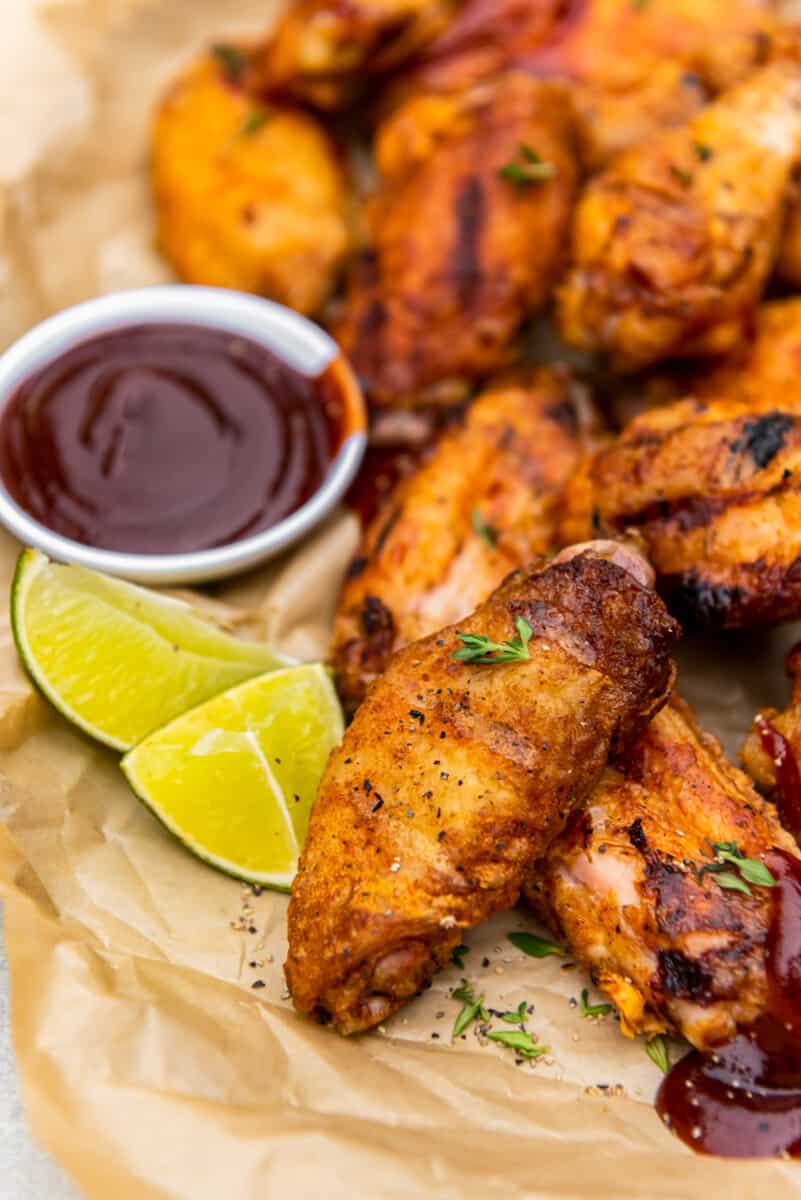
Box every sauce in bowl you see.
[0,323,352,556]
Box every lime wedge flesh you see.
[122,664,343,888]
[11,549,294,751]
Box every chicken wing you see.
[331,367,602,715]
[254,0,458,109]
[557,60,801,372]
[524,696,797,1052]
[567,379,801,629]
[286,542,678,1033]
[387,0,778,166]
[152,50,354,316]
[742,642,801,795]
[334,72,578,408]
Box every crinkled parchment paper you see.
[2,4,801,1197]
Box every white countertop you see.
[0,908,81,1200]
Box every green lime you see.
[11,548,293,751]
[122,664,342,888]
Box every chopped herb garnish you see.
[645,1035,670,1074]
[669,164,694,189]
[452,980,489,1035]
[498,144,555,189]
[500,1000,529,1024]
[487,1028,548,1059]
[471,507,497,549]
[507,931,565,958]
[580,988,613,1018]
[451,943,470,969]
[241,109,269,136]
[211,43,247,82]
[699,841,776,896]
[453,617,533,665]
[693,142,713,162]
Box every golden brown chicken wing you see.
[334,71,578,408]
[566,380,801,629]
[286,543,678,1033]
[557,60,801,372]
[524,696,797,1052]
[742,642,801,798]
[152,50,354,316]
[387,0,778,166]
[331,366,602,714]
[254,0,458,109]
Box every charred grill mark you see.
[372,505,401,558]
[545,398,579,436]
[628,817,647,851]
[662,572,747,628]
[730,412,795,470]
[450,176,486,303]
[657,949,711,1001]
[360,595,395,638]
[346,555,368,580]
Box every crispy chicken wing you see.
[152,50,354,316]
[286,543,678,1033]
[557,60,801,372]
[334,72,578,408]
[388,0,778,166]
[254,0,458,109]
[331,367,601,714]
[567,374,801,629]
[524,696,797,1051]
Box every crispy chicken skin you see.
[557,60,801,373]
[742,643,801,793]
[333,72,579,408]
[152,51,353,316]
[524,696,797,1052]
[254,0,458,109]
[565,376,801,629]
[286,544,678,1034]
[386,0,778,166]
[331,367,601,714]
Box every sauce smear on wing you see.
[657,849,801,1157]
[756,715,801,843]
[0,323,347,555]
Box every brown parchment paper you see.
[3,3,801,1198]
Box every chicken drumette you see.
[331,366,601,714]
[525,695,798,1052]
[152,49,354,316]
[562,322,801,628]
[286,542,678,1033]
[334,71,579,408]
[557,60,801,372]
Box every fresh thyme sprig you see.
[471,507,497,549]
[487,1028,548,1059]
[498,144,555,189]
[580,988,613,1019]
[698,841,776,896]
[451,980,490,1036]
[451,943,470,970]
[645,1035,670,1074]
[452,616,533,665]
[507,931,565,958]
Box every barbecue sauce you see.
[657,849,801,1158]
[0,324,349,555]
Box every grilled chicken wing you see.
[331,367,601,714]
[566,375,801,629]
[286,543,678,1033]
[524,696,797,1052]
[152,50,354,316]
[254,0,457,109]
[333,71,578,408]
[557,60,801,372]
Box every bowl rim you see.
[0,286,366,585]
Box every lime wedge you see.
[121,664,342,888]
[11,549,294,751]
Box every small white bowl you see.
[0,286,367,585]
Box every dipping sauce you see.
[0,324,348,555]
[657,849,801,1158]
